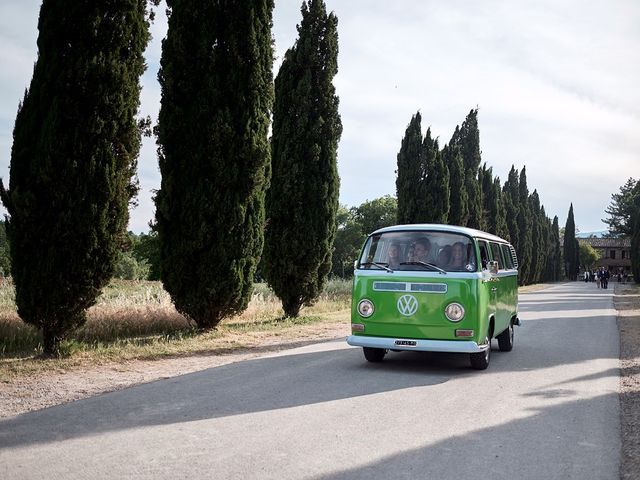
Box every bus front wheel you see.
[470,337,491,370]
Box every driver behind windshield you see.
[411,238,432,263]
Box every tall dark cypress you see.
[563,204,577,281]
[430,151,450,224]
[551,216,562,282]
[443,145,468,226]
[156,0,274,327]
[478,164,489,218]
[451,109,483,230]
[396,112,423,224]
[423,129,449,223]
[0,0,150,354]
[264,0,341,317]
[503,166,520,260]
[493,177,509,239]
[480,164,506,236]
[528,191,544,283]
[539,207,552,282]
[517,167,533,284]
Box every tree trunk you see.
[42,326,62,357]
[283,298,301,318]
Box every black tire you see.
[497,322,514,352]
[470,337,491,370]
[363,347,386,362]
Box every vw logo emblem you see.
[397,294,418,316]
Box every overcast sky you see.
[1,0,638,234]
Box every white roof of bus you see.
[370,223,509,244]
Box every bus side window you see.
[478,241,490,270]
[509,245,519,269]
[489,242,503,269]
[501,244,514,269]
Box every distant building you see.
[578,237,631,273]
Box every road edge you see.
[614,282,640,480]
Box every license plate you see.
[395,340,417,346]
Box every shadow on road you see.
[312,392,619,480]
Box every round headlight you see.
[358,299,374,318]
[445,303,465,322]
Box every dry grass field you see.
[0,279,352,380]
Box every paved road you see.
[0,282,620,479]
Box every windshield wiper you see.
[399,261,447,274]
[360,261,394,273]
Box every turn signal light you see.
[455,329,474,337]
[351,323,365,332]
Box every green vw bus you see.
[347,224,519,370]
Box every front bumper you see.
[346,335,488,353]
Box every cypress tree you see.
[517,167,533,284]
[264,0,341,317]
[451,109,483,230]
[539,207,552,282]
[0,0,150,355]
[443,145,468,226]
[430,151,450,224]
[479,164,506,236]
[493,177,509,239]
[396,112,423,224]
[528,191,544,283]
[478,164,487,219]
[423,129,449,223]
[551,216,562,282]
[155,0,274,327]
[563,204,577,280]
[503,166,520,264]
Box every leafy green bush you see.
[114,251,150,281]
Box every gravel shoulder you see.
[1,282,639,480]
[614,282,640,480]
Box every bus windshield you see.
[359,231,477,272]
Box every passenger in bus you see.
[387,243,401,269]
[449,242,467,271]
[436,245,452,268]
[412,238,432,263]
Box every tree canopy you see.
[602,178,638,236]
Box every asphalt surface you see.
[0,282,620,479]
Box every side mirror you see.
[488,261,499,274]
[353,260,359,270]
